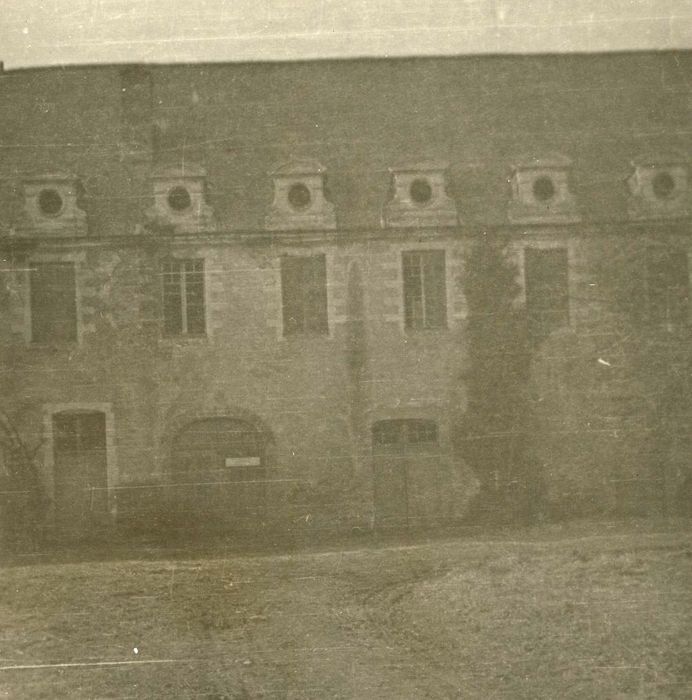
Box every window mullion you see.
[419,254,427,328]
[180,266,188,335]
[301,262,311,333]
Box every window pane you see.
[185,268,206,335]
[30,263,77,343]
[524,248,569,338]
[403,252,424,329]
[161,259,206,336]
[423,251,447,329]
[304,255,328,333]
[647,249,689,327]
[403,251,446,330]
[281,256,305,335]
[281,255,328,335]
[162,262,183,335]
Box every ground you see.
[0,521,690,699]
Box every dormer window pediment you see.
[627,155,689,221]
[265,159,336,231]
[508,154,580,225]
[18,172,87,237]
[383,161,458,228]
[144,164,216,234]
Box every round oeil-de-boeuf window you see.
[409,178,433,205]
[167,186,192,212]
[532,176,556,202]
[38,188,64,216]
[652,171,676,200]
[288,182,312,210]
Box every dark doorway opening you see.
[171,418,268,530]
[53,411,109,535]
[372,419,439,529]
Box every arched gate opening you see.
[170,417,269,530]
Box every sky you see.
[2,0,691,69]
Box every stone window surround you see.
[160,257,207,337]
[41,402,119,521]
[23,250,86,346]
[508,154,580,225]
[145,164,216,234]
[18,173,88,237]
[644,246,690,330]
[272,247,337,340]
[382,161,458,228]
[402,249,448,331]
[627,155,690,221]
[516,239,574,333]
[154,250,210,343]
[265,159,336,231]
[279,253,329,337]
[389,243,459,333]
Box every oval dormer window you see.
[38,188,64,216]
[167,186,192,212]
[288,182,311,211]
[532,176,555,202]
[652,171,675,200]
[410,178,433,205]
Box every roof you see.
[0,52,690,235]
[269,159,327,177]
[149,164,208,180]
[510,154,573,171]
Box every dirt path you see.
[0,549,444,698]
[0,529,690,698]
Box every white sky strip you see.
[1,0,691,69]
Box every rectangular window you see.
[30,262,77,343]
[524,247,569,337]
[280,255,328,335]
[162,259,206,336]
[402,250,447,330]
[646,248,689,330]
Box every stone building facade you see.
[0,52,690,536]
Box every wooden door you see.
[373,453,409,529]
[53,412,108,535]
[372,419,439,529]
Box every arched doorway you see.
[52,410,109,534]
[170,417,268,530]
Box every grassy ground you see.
[0,520,690,698]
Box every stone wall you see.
[0,231,477,534]
[0,52,690,534]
